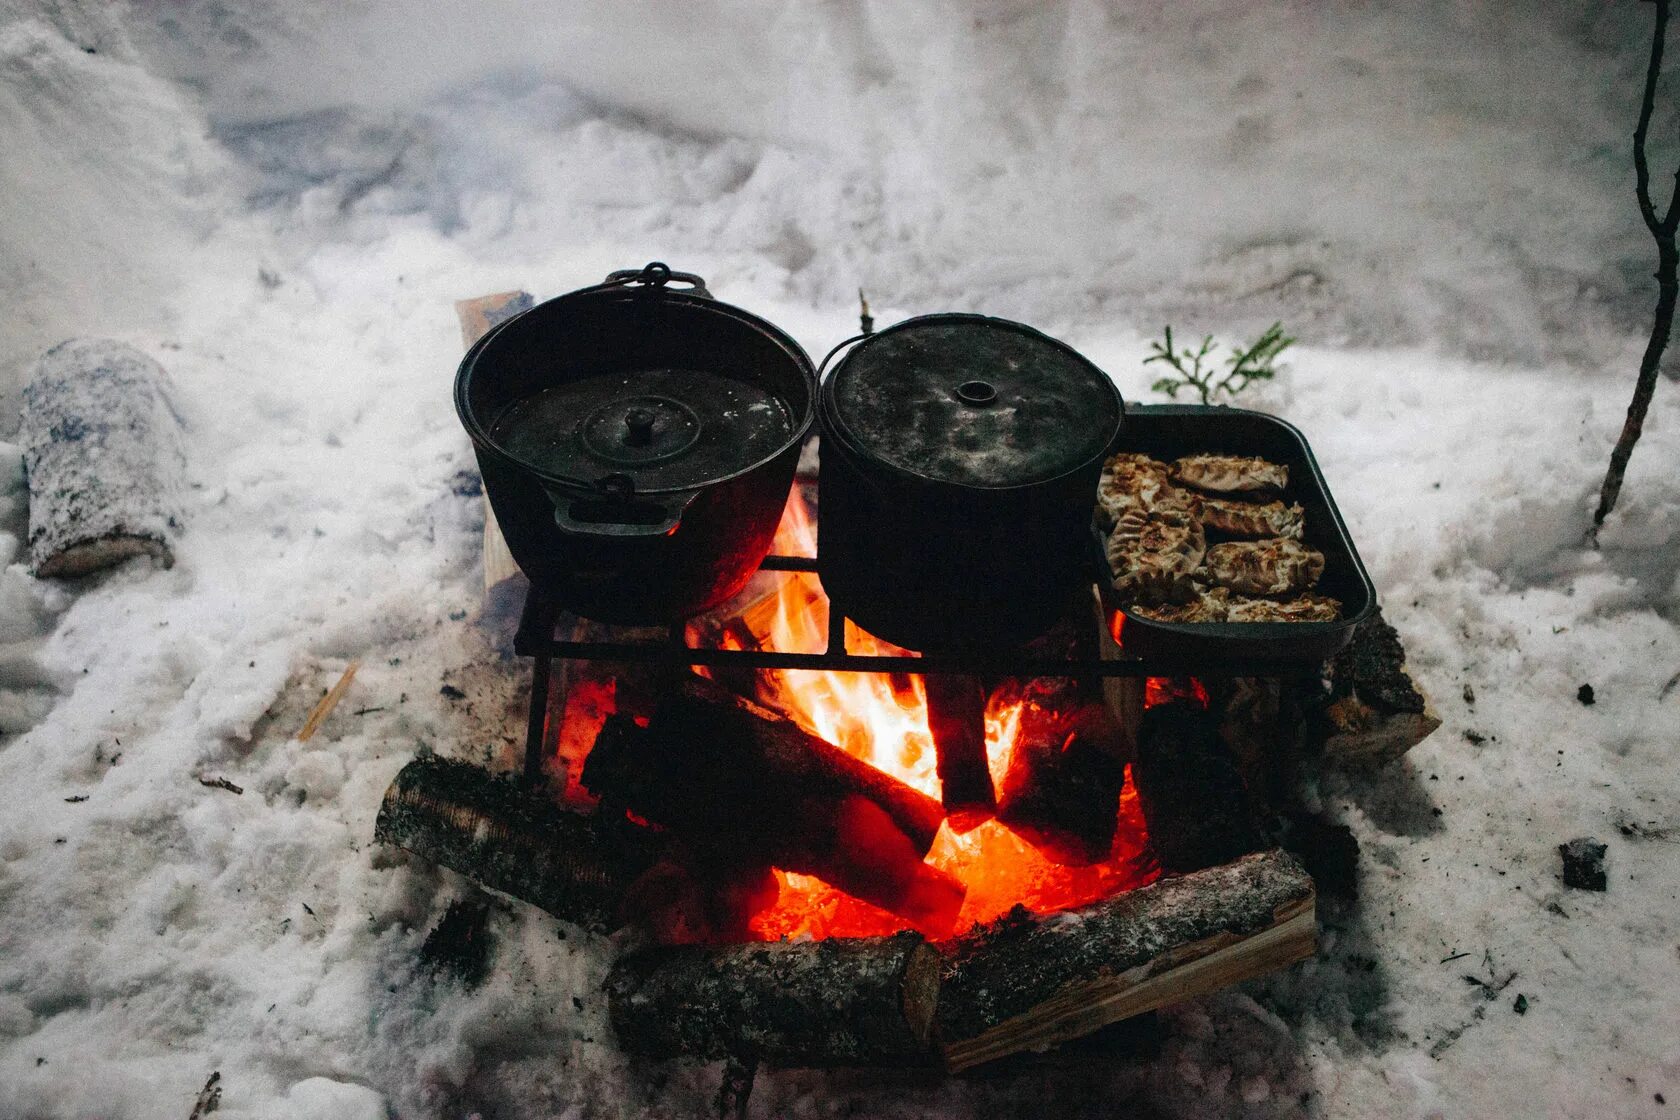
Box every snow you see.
[0,1,1677,1117]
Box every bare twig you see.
[197,775,244,795]
[1594,0,1677,529]
[188,1071,221,1119]
[297,660,361,742]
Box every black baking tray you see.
[1094,403,1375,664]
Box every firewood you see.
[995,701,1127,866]
[456,291,533,593]
[296,660,360,742]
[935,849,1315,1071]
[1310,606,1440,766]
[607,930,942,1067]
[375,754,659,934]
[1131,701,1264,873]
[582,678,963,935]
[922,673,995,832]
[620,856,779,946]
[20,339,187,578]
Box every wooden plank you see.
[454,291,533,594]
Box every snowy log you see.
[607,931,943,1067]
[20,338,186,578]
[935,849,1315,1071]
[375,754,660,934]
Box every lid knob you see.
[624,407,657,445]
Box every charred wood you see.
[582,678,962,935]
[375,754,658,934]
[607,931,942,1068]
[922,673,995,833]
[619,856,779,946]
[1308,606,1440,766]
[995,697,1127,866]
[1131,701,1264,873]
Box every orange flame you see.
[731,486,1155,940]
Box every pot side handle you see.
[547,486,701,538]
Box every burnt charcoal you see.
[1278,811,1360,899]
[1559,837,1607,891]
[1577,683,1596,706]
[1132,702,1264,873]
[1513,993,1529,1015]
[419,897,493,987]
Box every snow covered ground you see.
[1,1,1678,1117]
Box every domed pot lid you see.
[489,367,799,494]
[820,314,1123,489]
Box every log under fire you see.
[572,491,1188,945]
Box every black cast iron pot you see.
[455,264,815,624]
[817,314,1124,652]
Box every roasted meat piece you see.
[1204,538,1325,596]
[1106,510,1206,603]
[1095,453,1197,526]
[1223,592,1341,622]
[1198,496,1304,540]
[1126,586,1230,623]
[1170,454,1288,494]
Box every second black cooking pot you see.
[817,313,1125,651]
[455,264,815,624]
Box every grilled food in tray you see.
[1098,451,1341,623]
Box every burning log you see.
[619,856,779,946]
[936,849,1315,1071]
[922,673,996,832]
[995,715,1127,866]
[375,754,659,934]
[582,677,964,936]
[607,931,942,1068]
[20,339,187,578]
[1131,700,1264,873]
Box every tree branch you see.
[1635,0,1670,236]
[1594,0,1679,529]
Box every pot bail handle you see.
[602,261,712,299]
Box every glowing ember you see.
[1145,676,1210,709]
[729,486,1156,940]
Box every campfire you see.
[374,280,1439,1086]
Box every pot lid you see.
[488,367,797,493]
[821,315,1123,488]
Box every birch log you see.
[20,339,186,577]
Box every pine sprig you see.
[1146,321,1295,405]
